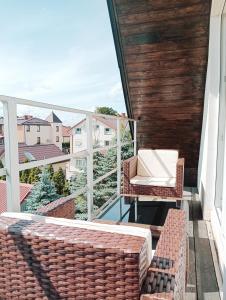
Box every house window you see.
[75,159,86,169]
[0,138,3,145]
[56,136,59,142]
[104,128,111,135]
[56,126,59,132]
[37,137,41,144]
[105,140,110,146]
[37,125,40,132]
[75,128,81,134]
[26,125,30,132]
[96,125,99,129]
[0,125,3,134]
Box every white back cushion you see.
[137,149,178,178]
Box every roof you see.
[0,144,65,163]
[46,112,62,123]
[0,181,33,213]
[62,126,71,137]
[0,116,51,126]
[22,117,50,126]
[71,116,117,131]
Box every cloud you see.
[109,82,123,98]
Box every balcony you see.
[0,95,222,299]
[0,0,225,299]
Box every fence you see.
[0,95,136,220]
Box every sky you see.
[0,0,125,125]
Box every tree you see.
[0,160,5,180]
[25,167,59,213]
[28,167,41,184]
[46,164,54,179]
[20,168,30,183]
[52,167,66,195]
[63,180,70,196]
[95,107,118,116]
[70,170,87,192]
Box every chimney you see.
[24,115,33,120]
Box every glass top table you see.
[96,195,180,226]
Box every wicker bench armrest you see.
[123,155,138,180]
[176,158,185,198]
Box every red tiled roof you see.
[0,144,65,163]
[0,181,33,213]
[62,126,71,137]
[18,144,65,163]
[71,116,118,131]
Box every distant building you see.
[0,111,63,150]
[66,116,117,179]
[70,116,117,153]
[62,126,71,154]
[62,126,71,144]
[0,181,33,213]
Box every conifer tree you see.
[20,168,30,183]
[25,167,59,213]
[28,167,41,184]
[46,164,54,179]
[0,160,5,180]
[52,167,65,195]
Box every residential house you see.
[0,181,32,213]
[0,111,63,149]
[66,116,117,178]
[62,126,71,144]
[45,111,63,150]
[70,116,117,153]
[62,126,71,154]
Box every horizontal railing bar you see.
[0,168,6,176]
[121,140,134,147]
[93,168,117,185]
[70,186,88,199]
[93,140,134,154]
[92,192,118,219]
[93,144,117,153]
[0,95,136,121]
[18,151,88,171]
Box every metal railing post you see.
[134,121,137,156]
[86,115,93,221]
[117,119,121,196]
[3,99,20,212]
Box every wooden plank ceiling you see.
[108,0,211,186]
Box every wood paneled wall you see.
[108,0,211,186]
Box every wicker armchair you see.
[123,149,184,199]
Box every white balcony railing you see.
[0,95,137,220]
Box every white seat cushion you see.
[130,175,176,187]
[137,149,178,178]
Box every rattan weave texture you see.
[0,216,148,300]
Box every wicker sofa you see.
[123,149,184,199]
[0,209,186,300]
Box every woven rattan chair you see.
[123,149,184,199]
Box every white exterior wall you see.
[71,119,116,154]
[50,123,63,150]
[198,0,226,296]
[67,119,116,179]
[24,125,52,145]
